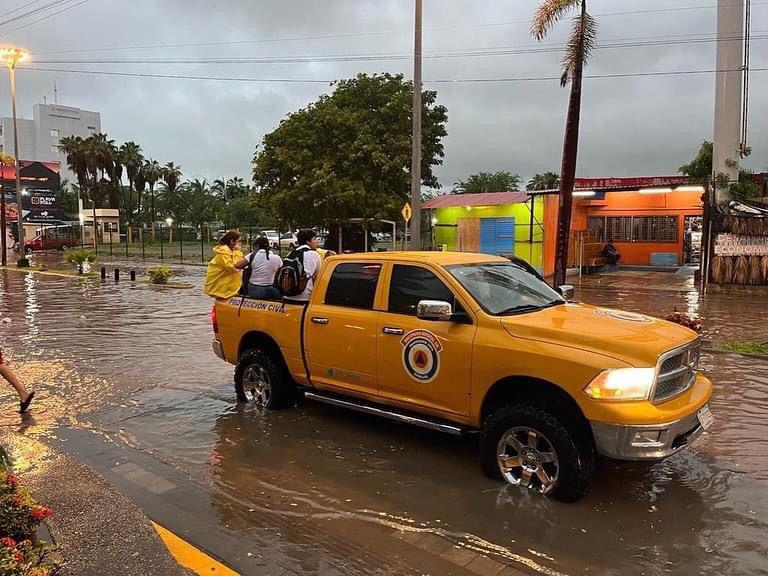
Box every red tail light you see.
[211,305,218,333]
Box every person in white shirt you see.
[291,229,322,302]
[237,236,283,300]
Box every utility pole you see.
[1,47,31,267]
[712,0,745,202]
[409,0,422,251]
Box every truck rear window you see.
[325,263,382,310]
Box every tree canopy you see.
[526,171,560,191]
[453,171,522,194]
[252,73,448,226]
[679,140,762,199]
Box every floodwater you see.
[1,262,767,575]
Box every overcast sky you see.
[1,0,766,190]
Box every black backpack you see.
[276,246,309,297]
[239,252,257,296]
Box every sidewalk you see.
[0,430,192,576]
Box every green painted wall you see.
[432,201,544,269]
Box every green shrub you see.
[64,249,96,274]
[147,267,173,285]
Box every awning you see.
[422,191,529,209]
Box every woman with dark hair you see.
[237,236,283,300]
[204,230,245,298]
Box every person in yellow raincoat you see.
[204,230,245,298]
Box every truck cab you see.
[211,252,713,501]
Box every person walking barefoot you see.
[0,349,34,413]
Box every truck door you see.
[304,261,383,397]
[377,263,476,418]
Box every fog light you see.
[632,430,662,445]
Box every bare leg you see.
[0,364,30,402]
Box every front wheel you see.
[234,348,294,409]
[480,404,594,502]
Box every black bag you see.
[276,247,309,297]
[239,252,257,296]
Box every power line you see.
[0,0,48,20]
[0,0,89,35]
[28,0,768,56]
[28,32,768,66]
[18,65,768,85]
[0,0,78,27]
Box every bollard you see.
[114,268,120,283]
[130,270,136,281]
[101,266,107,280]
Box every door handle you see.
[382,327,404,335]
[311,317,329,325]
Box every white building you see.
[0,103,101,183]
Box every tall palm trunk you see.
[553,0,586,288]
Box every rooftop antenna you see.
[43,95,47,104]
[54,81,58,104]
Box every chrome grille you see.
[653,340,701,403]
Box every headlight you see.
[584,368,656,401]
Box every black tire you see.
[480,404,594,502]
[234,348,294,409]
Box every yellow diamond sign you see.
[401,202,412,223]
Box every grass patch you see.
[721,342,768,355]
[137,279,194,289]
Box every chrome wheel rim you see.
[497,427,559,494]
[242,365,272,408]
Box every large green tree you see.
[679,140,762,199]
[453,171,522,194]
[532,0,598,286]
[527,171,560,191]
[252,73,448,226]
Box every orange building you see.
[542,176,704,276]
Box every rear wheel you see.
[234,348,294,409]
[480,404,594,502]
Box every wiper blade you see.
[498,300,564,315]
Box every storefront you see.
[423,191,545,270]
[541,177,704,274]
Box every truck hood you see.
[501,302,697,367]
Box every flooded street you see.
[1,263,767,575]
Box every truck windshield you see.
[447,262,564,316]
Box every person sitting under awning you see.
[602,240,621,266]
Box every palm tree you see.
[531,0,597,286]
[161,162,183,242]
[119,142,144,242]
[143,159,163,240]
[58,136,88,198]
[527,171,560,191]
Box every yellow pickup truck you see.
[211,252,713,501]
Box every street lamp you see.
[166,217,174,245]
[0,46,29,267]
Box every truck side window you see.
[325,263,382,310]
[389,265,456,316]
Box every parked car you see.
[279,232,298,250]
[210,252,713,502]
[258,230,280,250]
[25,233,78,253]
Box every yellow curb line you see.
[152,521,240,576]
[0,265,97,279]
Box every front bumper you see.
[591,406,708,461]
[211,338,226,361]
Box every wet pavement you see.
[1,260,767,575]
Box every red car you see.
[24,233,79,252]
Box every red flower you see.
[5,474,19,488]
[13,550,24,563]
[0,537,17,548]
[30,506,52,520]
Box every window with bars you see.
[587,216,678,243]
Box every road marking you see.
[152,521,239,576]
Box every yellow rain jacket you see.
[204,244,244,299]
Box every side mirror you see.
[416,300,453,321]
[558,284,574,301]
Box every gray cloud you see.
[1,0,765,189]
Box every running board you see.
[302,391,466,436]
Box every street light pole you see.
[1,47,30,267]
[409,0,422,251]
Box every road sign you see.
[401,203,412,223]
